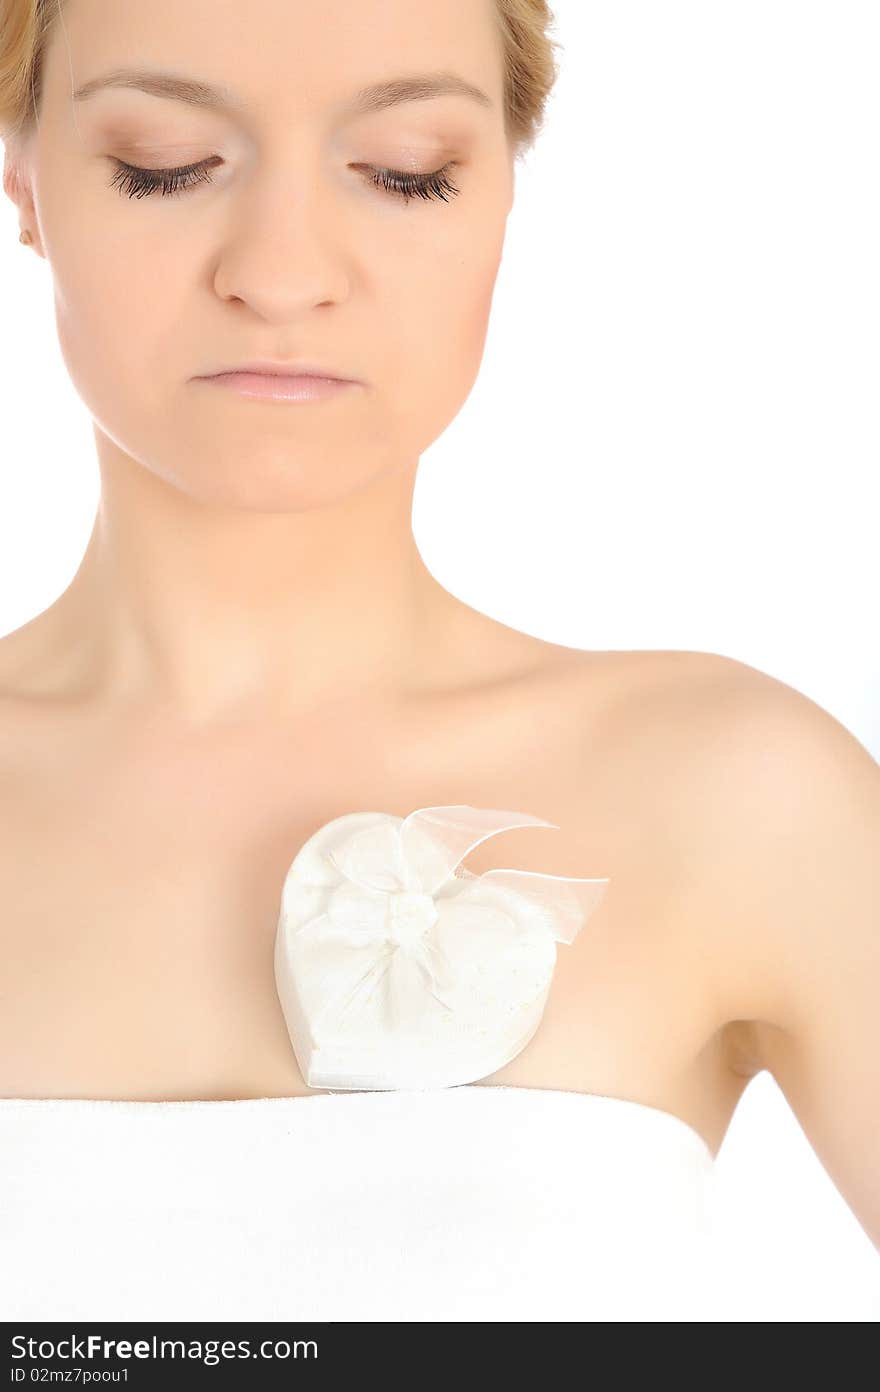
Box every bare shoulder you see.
[589,642,876,883]
[0,609,77,751]
[0,613,78,780]
[621,649,880,1027]
[0,623,41,772]
[564,645,878,1024]
[583,647,880,1242]
[0,610,57,692]
[638,653,879,1245]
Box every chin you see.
[150,450,398,513]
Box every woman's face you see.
[14,0,514,509]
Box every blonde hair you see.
[0,0,562,157]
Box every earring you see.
[19,229,33,245]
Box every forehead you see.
[49,0,505,124]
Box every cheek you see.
[461,255,502,356]
[51,221,184,422]
[391,227,504,421]
[47,242,189,489]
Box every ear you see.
[2,141,40,252]
[3,139,24,201]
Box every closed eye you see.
[106,157,461,205]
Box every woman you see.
[0,0,877,1322]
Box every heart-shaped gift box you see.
[274,804,610,1090]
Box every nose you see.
[211,159,353,320]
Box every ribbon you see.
[275,804,611,1088]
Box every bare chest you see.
[0,683,740,1153]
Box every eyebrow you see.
[71,67,494,118]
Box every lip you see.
[200,361,359,381]
[196,371,360,403]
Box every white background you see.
[1,1,878,1319]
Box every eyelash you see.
[107,157,461,205]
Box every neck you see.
[47,435,461,726]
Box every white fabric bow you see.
[274,805,610,1091]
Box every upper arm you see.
[682,660,880,1247]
